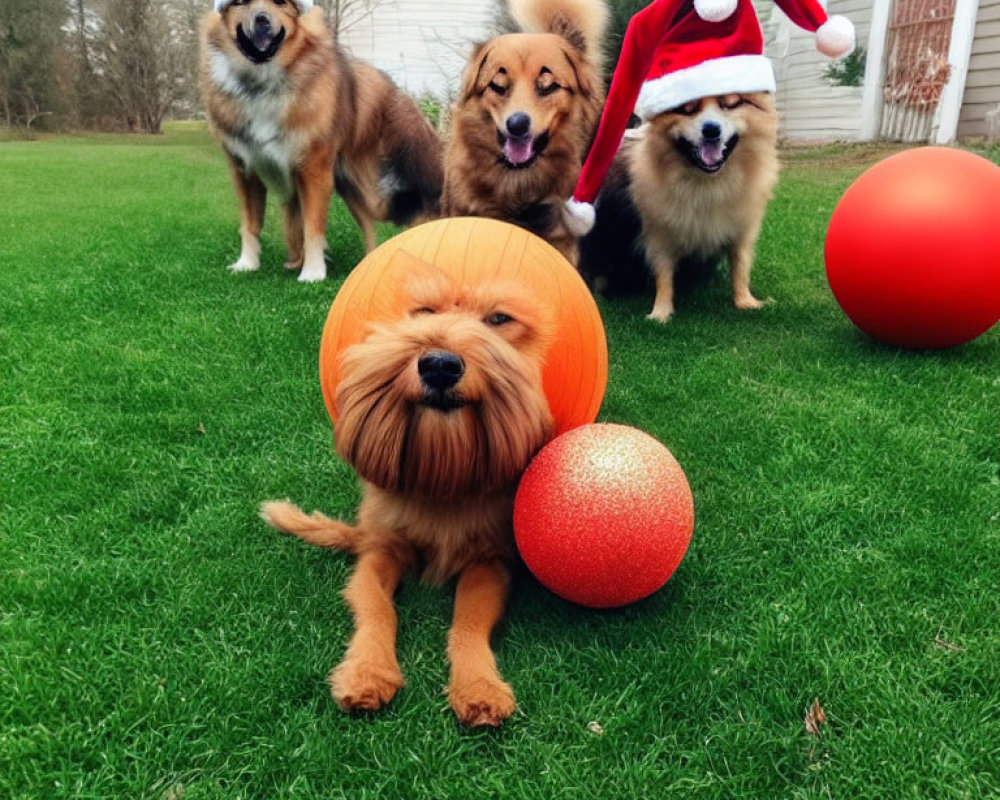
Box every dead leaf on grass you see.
[933,636,964,653]
[804,698,827,736]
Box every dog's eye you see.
[488,81,507,96]
[485,312,513,326]
[411,306,436,316]
[273,0,286,4]
[719,95,745,109]
[677,101,701,116]
[537,82,561,97]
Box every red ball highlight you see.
[513,424,694,609]
[825,147,1000,349]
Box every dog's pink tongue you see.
[699,141,725,169]
[504,137,534,165]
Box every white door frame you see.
[934,0,980,143]
[859,0,981,143]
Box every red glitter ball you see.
[514,423,694,608]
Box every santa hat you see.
[563,0,855,235]
[215,0,313,12]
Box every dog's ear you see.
[559,43,598,98]
[457,42,494,101]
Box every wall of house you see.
[339,0,495,101]
[957,0,1000,138]
[757,0,873,141]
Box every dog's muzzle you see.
[676,129,740,175]
[417,351,466,412]
[497,113,550,169]
[236,14,286,64]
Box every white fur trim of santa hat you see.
[815,14,855,58]
[693,0,739,23]
[215,0,313,12]
[563,198,596,237]
[635,53,775,120]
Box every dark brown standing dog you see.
[441,0,608,265]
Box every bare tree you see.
[98,0,182,133]
[315,0,384,40]
[0,0,66,130]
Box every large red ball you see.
[513,424,694,609]
[825,147,1000,349]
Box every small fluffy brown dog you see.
[261,265,554,726]
[201,0,442,281]
[441,0,608,264]
[579,93,779,320]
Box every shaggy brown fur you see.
[200,1,442,281]
[441,0,608,265]
[580,93,779,320]
[261,268,555,727]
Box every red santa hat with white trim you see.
[563,0,855,235]
[214,0,313,11]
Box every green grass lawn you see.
[1,122,998,800]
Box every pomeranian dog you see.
[261,264,555,727]
[441,0,609,264]
[579,93,779,320]
[201,0,442,281]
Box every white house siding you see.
[338,1,496,101]
[756,0,873,141]
[957,0,1000,138]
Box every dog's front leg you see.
[446,561,516,727]
[226,155,266,273]
[729,231,767,311]
[295,143,334,283]
[330,546,409,712]
[645,240,678,323]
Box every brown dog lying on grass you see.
[261,265,555,726]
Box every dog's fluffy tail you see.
[508,0,609,68]
[382,93,444,225]
[260,500,360,553]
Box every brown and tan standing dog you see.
[201,0,442,281]
[441,0,608,264]
[261,264,555,726]
[579,93,779,319]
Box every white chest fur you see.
[209,51,305,196]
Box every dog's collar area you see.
[235,25,286,64]
[674,132,739,174]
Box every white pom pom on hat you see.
[215,0,313,12]
[562,198,596,238]
[693,0,738,22]
[815,14,856,58]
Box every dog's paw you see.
[646,308,674,324]
[448,676,516,727]
[297,266,327,283]
[734,294,773,311]
[329,659,404,712]
[227,257,259,273]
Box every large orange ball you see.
[514,424,694,609]
[319,218,608,436]
[825,147,1000,349]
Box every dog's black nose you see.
[254,12,273,32]
[701,121,722,141]
[418,351,464,391]
[505,112,531,138]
